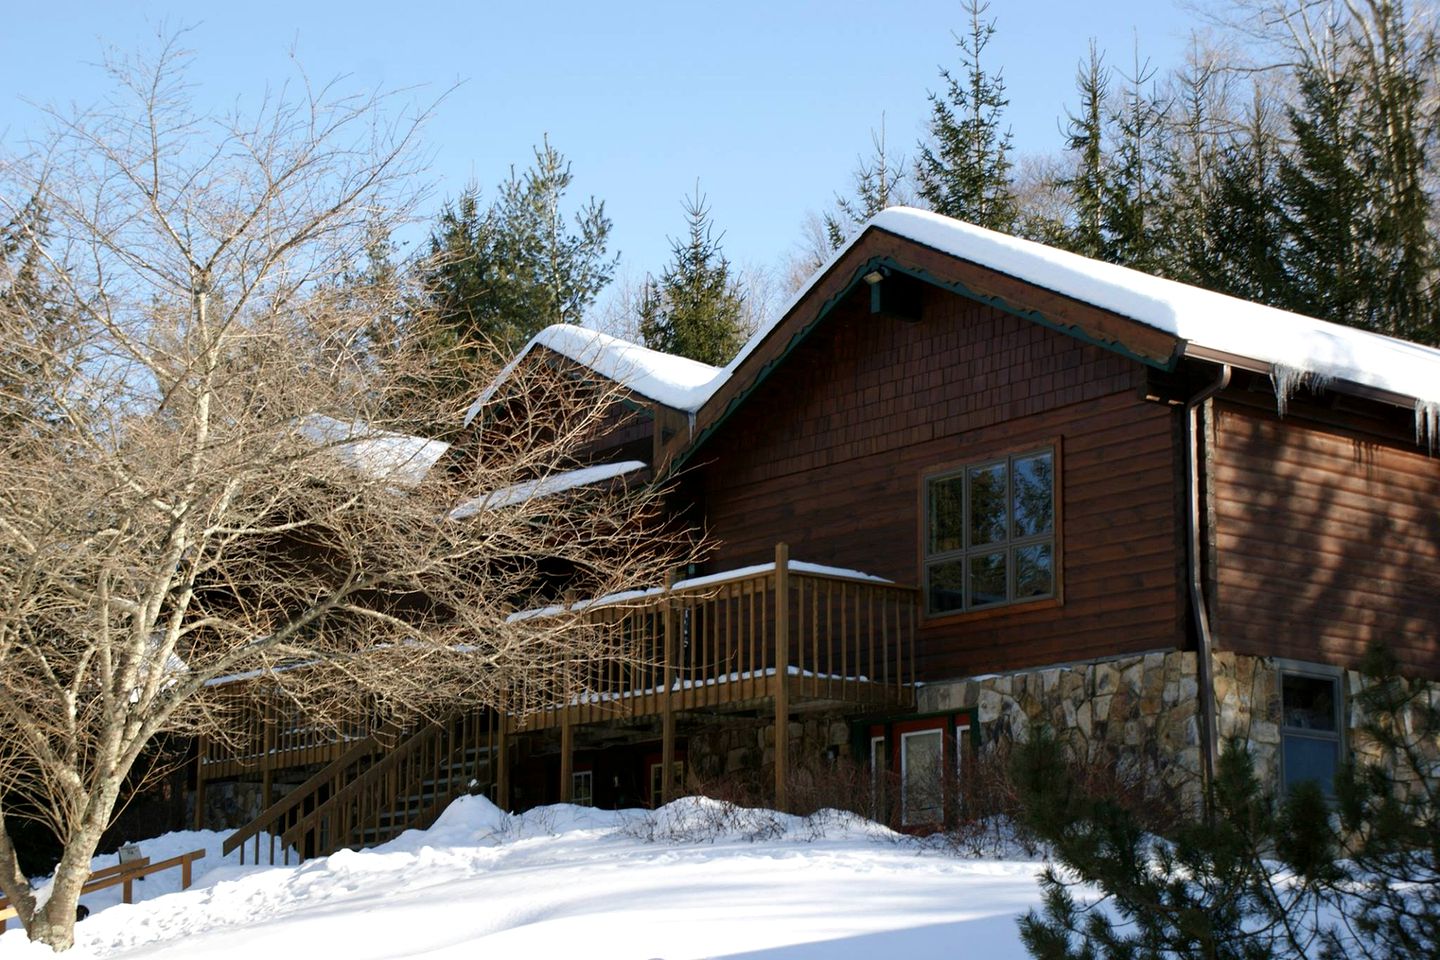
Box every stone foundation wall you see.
[917,649,1439,805]
[1212,651,1440,792]
[685,714,854,794]
[917,650,1206,803]
[1210,651,1283,786]
[199,780,266,830]
[198,769,315,830]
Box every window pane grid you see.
[925,449,1054,614]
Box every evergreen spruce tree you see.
[1320,646,1440,960]
[824,117,908,250]
[914,0,1018,231]
[1277,0,1438,343]
[419,137,616,359]
[1099,51,1167,270]
[1199,92,1291,305]
[1153,51,1223,285]
[1013,643,1438,960]
[1277,44,1378,330]
[1350,0,1437,343]
[638,187,746,366]
[0,196,71,438]
[1056,43,1111,260]
[1049,43,1166,270]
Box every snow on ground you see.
[2,798,1047,960]
[25,829,261,920]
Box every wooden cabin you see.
[201,207,1440,858]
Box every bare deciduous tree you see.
[0,37,692,950]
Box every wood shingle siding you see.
[1212,399,1440,677]
[692,284,1188,681]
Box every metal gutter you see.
[1180,343,1422,411]
[1185,362,1230,812]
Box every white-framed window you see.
[900,729,944,826]
[571,770,593,807]
[1278,663,1343,796]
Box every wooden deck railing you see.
[199,693,373,780]
[213,545,915,862]
[202,549,918,769]
[0,849,205,934]
[515,546,918,731]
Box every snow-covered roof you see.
[861,207,1440,414]
[469,207,1440,439]
[449,460,648,520]
[463,325,723,424]
[299,415,451,488]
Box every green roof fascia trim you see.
[664,254,1183,477]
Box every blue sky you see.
[2,1,1205,292]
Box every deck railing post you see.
[661,572,676,805]
[261,698,275,810]
[774,542,790,812]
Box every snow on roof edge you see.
[299,415,451,488]
[449,460,648,520]
[462,326,723,425]
[466,207,1440,442]
[859,208,1440,422]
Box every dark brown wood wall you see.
[692,285,1189,681]
[1212,398,1440,677]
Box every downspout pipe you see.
[1185,362,1230,814]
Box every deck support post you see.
[193,734,206,830]
[560,712,573,803]
[661,572,676,805]
[774,542,791,812]
[496,704,510,811]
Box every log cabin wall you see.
[1211,394,1440,678]
[691,283,1190,681]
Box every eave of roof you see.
[472,207,1440,470]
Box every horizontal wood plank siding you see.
[693,287,1187,680]
[1213,400,1440,677]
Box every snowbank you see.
[1,798,1047,960]
[15,828,273,929]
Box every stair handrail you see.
[222,718,402,860]
[280,717,447,853]
[404,713,486,835]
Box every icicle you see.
[1270,364,1300,417]
[1268,364,1330,417]
[1416,399,1440,454]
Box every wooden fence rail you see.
[0,849,205,935]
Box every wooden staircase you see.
[223,710,495,865]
